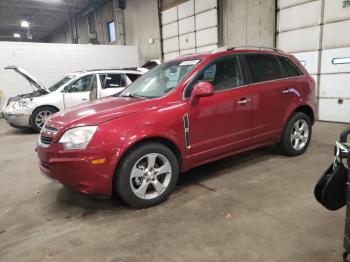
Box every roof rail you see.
[211,46,283,53]
[176,53,197,58]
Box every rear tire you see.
[279,112,312,156]
[115,142,179,209]
[30,106,58,132]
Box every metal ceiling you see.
[0,0,105,42]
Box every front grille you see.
[44,125,59,132]
[40,135,53,145]
[40,160,50,170]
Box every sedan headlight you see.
[59,126,98,150]
[13,99,32,109]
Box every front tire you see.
[279,112,312,156]
[30,106,58,132]
[115,143,179,208]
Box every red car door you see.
[185,55,253,163]
[243,53,298,145]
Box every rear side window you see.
[244,54,282,83]
[278,56,304,77]
[103,74,126,89]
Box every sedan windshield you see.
[119,59,200,98]
[48,74,77,92]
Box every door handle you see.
[238,98,251,105]
[82,98,88,101]
[282,88,301,97]
[282,88,294,94]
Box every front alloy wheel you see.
[130,153,172,200]
[115,143,179,208]
[30,106,58,132]
[35,110,53,129]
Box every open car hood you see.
[5,65,50,92]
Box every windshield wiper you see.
[120,93,145,99]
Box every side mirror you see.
[189,81,214,105]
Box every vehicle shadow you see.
[176,144,280,192]
[50,144,281,215]
[56,186,124,208]
[2,127,36,136]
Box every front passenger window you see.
[67,75,94,92]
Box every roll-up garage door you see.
[277,0,350,123]
[319,2,350,123]
[277,0,322,92]
[161,0,218,60]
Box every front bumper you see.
[1,103,32,128]
[36,143,114,196]
[2,111,31,127]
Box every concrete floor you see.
[0,119,348,262]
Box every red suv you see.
[37,47,317,208]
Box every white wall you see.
[47,0,162,65]
[0,42,138,106]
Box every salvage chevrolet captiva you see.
[36,47,317,208]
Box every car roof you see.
[71,68,143,75]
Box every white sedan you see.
[1,66,143,132]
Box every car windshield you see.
[48,74,77,92]
[119,59,200,98]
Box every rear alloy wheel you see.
[30,106,58,132]
[115,143,179,208]
[290,119,309,151]
[279,112,312,156]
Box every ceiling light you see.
[21,21,30,28]
[13,33,21,38]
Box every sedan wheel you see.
[30,106,58,133]
[35,110,53,129]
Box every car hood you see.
[46,96,159,129]
[5,65,50,93]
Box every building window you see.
[333,57,350,65]
[107,21,116,42]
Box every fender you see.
[109,123,191,176]
[281,101,315,129]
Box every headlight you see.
[13,99,32,109]
[59,126,98,150]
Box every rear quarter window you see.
[278,56,304,77]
